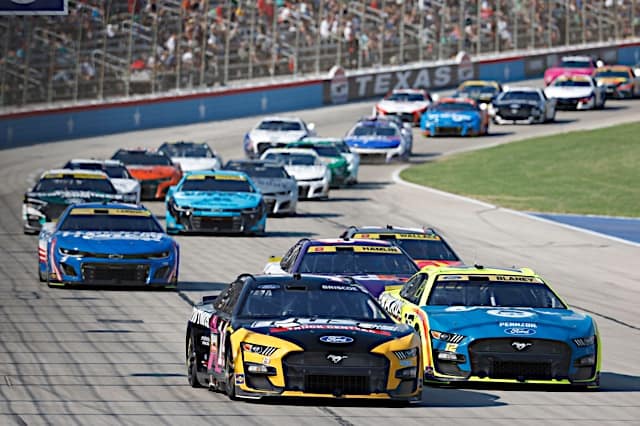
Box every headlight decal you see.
[394,348,418,360]
[573,335,596,347]
[242,342,277,356]
[430,330,465,343]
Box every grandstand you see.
[1,0,638,108]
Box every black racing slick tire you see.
[38,268,46,283]
[224,349,237,400]
[186,334,202,388]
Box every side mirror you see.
[307,122,316,132]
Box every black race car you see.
[491,87,557,124]
[185,273,423,401]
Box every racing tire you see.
[38,268,47,283]
[224,347,237,400]
[186,334,202,388]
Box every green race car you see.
[287,138,350,187]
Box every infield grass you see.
[401,121,640,217]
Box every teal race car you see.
[165,170,267,235]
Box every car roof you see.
[262,148,319,156]
[116,148,165,154]
[184,170,248,178]
[418,264,538,277]
[348,225,428,234]
[503,86,540,92]
[40,169,109,179]
[389,89,427,94]
[561,55,593,61]
[459,80,499,87]
[298,137,343,144]
[226,159,283,167]
[437,97,477,105]
[66,202,147,211]
[160,141,206,146]
[258,116,303,123]
[68,158,124,166]
[248,273,361,288]
[307,238,395,247]
[595,65,631,71]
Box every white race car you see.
[544,75,606,110]
[260,148,330,200]
[244,116,316,159]
[374,89,432,126]
[63,159,141,204]
[158,141,222,171]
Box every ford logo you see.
[504,327,536,336]
[319,335,354,344]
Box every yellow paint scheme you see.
[307,245,401,254]
[186,174,246,181]
[227,327,422,398]
[43,172,106,180]
[352,232,441,241]
[458,80,500,89]
[69,208,151,216]
[379,265,601,385]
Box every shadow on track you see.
[178,281,228,292]
[350,181,392,190]
[599,372,640,392]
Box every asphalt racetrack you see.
[1,79,639,425]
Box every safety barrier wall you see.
[2,41,639,149]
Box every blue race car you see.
[344,118,410,163]
[379,265,601,388]
[421,97,489,137]
[38,203,179,288]
[165,170,266,235]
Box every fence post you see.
[98,0,112,100]
[438,5,445,59]
[249,1,256,79]
[199,0,210,87]
[47,31,55,104]
[125,1,137,97]
[613,1,618,40]
[379,0,385,65]
[598,0,603,42]
[513,1,519,50]
[0,19,11,106]
[547,0,552,47]
[22,17,33,106]
[565,0,570,45]
[176,7,183,90]
[399,0,405,63]
[581,0,586,44]
[494,1,500,52]
[476,0,481,55]
[634,0,637,38]
[457,0,463,54]
[73,15,83,102]
[270,0,278,77]
[315,0,324,74]
[529,0,535,48]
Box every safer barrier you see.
[1,41,639,149]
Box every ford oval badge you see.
[504,327,536,336]
[319,335,354,344]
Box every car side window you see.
[213,286,232,313]
[400,273,426,303]
[282,242,303,272]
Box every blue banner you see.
[0,0,68,15]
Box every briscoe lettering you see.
[190,308,212,328]
[321,284,357,291]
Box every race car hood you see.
[422,307,595,340]
[127,165,178,181]
[595,77,629,86]
[493,99,541,107]
[376,100,429,113]
[423,111,481,123]
[55,231,173,255]
[242,317,414,348]
[172,191,261,209]
[458,91,495,102]
[251,178,296,195]
[344,136,401,149]
[248,129,307,143]
[544,86,594,99]
[110,178,139,195]
[320,156,347,169]
[26,190,121,204]
[415,259,462,269]
[284,165,327,181]
[170,157,220,172]
[544,67,593,84]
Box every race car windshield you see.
[112,152,173,166]
[552,80,591,87]
[350,125,398,137]
[34,177,116,194]
[64,162,131,179]
[181,177,254,192]
[392,239,459,261]
[59,214,163,232]
[431,102,476,112]
[387,93,426,102]
[104,165,131,179]
[257,120,302,131]
[298,251,418,275]
[334,142,351,153]
[427,281,566,308]
[499,91,541,102]
[309,145,341,157]
[460,85,497,94]
[594,70,630,79]
[560,59,592,68]
[238,287,393,321]
[264,153,316,166]
[226,164,289,178]
[160,143,214,158]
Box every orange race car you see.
[112,148,182,200]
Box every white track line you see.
[392,166,640,248]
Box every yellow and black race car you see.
[185,273,423,401]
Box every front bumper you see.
[379,110,423,126]
[494,105,542,123]
[422,122,482,137]
[554,97,595,110]
[262,193,297,215]
[296,178,330,199]
[349,146,404,163]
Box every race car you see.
[263,238,419,297]
[421,98,489,137]
[243,116,316,159]
[331,138,360,184]
[165,170,266,235]
[453,80,503,106]
[361,115,413,155]
[373,89,433,125]
[491,87,556,124]
[544,75,606,110]
[344,117,410,163]
[37,203,179,288]
[111,148,182,200]
[287,138,350,187]
[158,141,223,171]
[544,55,599,86]
[378,265,601,388]
[592,65,640,99]
[339,225,462,269]
[22,169,132,234]
[260,148,330,200]
[224,159,297,216]
[63,158,141,204]
[185,273,423,401]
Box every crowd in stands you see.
[1,0,639,107]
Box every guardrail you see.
[1,40,639,149]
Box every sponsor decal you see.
[445,343,459,352]
[399,359,414,367]
[70,208,151,217]
[234,373,245,385]
[256,284,281,290]
[262,357,270,365]
[326,354,348,364]
[356,322,398,332]
[499,321,537,328]
[321,284,358,291]
[444,306,474,312]
[43,172,105,179]
[353,233,440,241]
[487,309,535,318]
[200,335,210,346]
[270,324,390,336]
[504,327,536,336]
[511,341,533,351]
[328,65,348,104]
[319,335,354,344]
[60,231,164,241]
[378,293,403,319]
[190,308,213,328]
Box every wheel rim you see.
[187,339,196,384]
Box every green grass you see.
[401,122,640,217]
